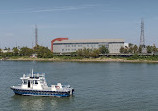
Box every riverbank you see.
[6,57,158,63]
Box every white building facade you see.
[52,38,124,54]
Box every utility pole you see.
[139,18,147,53]
[140,18,145,47]
[35,25,38,47]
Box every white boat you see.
[10,70,74,97]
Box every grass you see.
[53,55,83,60]
[2,55,158,63]
[127,55,158,61]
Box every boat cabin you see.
[20,71,48,90]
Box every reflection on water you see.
[11,95,73,111]
[12,95,45,111]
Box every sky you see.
[0,0,158,49]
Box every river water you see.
[1,61,158,111]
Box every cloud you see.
[0,4,98,14]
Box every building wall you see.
[51,38,68,52]
[53,42,124,54]
[53,43,99,53]
[109,43,124,53]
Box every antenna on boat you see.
[32,69,34,77]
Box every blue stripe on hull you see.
[12,89,71,97]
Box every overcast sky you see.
[0,0,158,49]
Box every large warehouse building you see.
[51,38,124,54]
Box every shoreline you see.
[5,57,158,63]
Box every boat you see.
[10,70,74,97]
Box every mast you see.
[32,69,34,77]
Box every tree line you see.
[0,45,53,58]
[119,43,158,54]
[74,45,109,58]
[0,45,109,58]
[1,43,157,59]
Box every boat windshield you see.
[23,79,27,84]
[35,80,38,84]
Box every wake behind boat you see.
[10,70,74,97]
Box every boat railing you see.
[22,73,46,79]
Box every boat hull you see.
[11,87,74,97]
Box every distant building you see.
[51,38,124,54]
[30,54,37,58]
[2,49,13,53]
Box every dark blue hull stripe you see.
[11,88,73,97]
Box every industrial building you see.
[51,38,124,54]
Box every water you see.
[1,61,158,111]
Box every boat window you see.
[35,80,38,84]
[23,79,27,84]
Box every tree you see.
[99,45,109,54]
[34,45,53,58]
[138,46,142,53]
[12,47,19,56]
[90,49,100,58]
[19,47,33,56]
[152,44,157,53]
[124,48,128,54]
[82,48,91,58]
[76,49,83,57]
[0,49,2,56]
[133,45,138,53]
[76,48,100,58]
[128,47,133,53]
[146,46,152,53]
[120,46,125,53]
[70,52,77,57]
[2,52,13,57]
